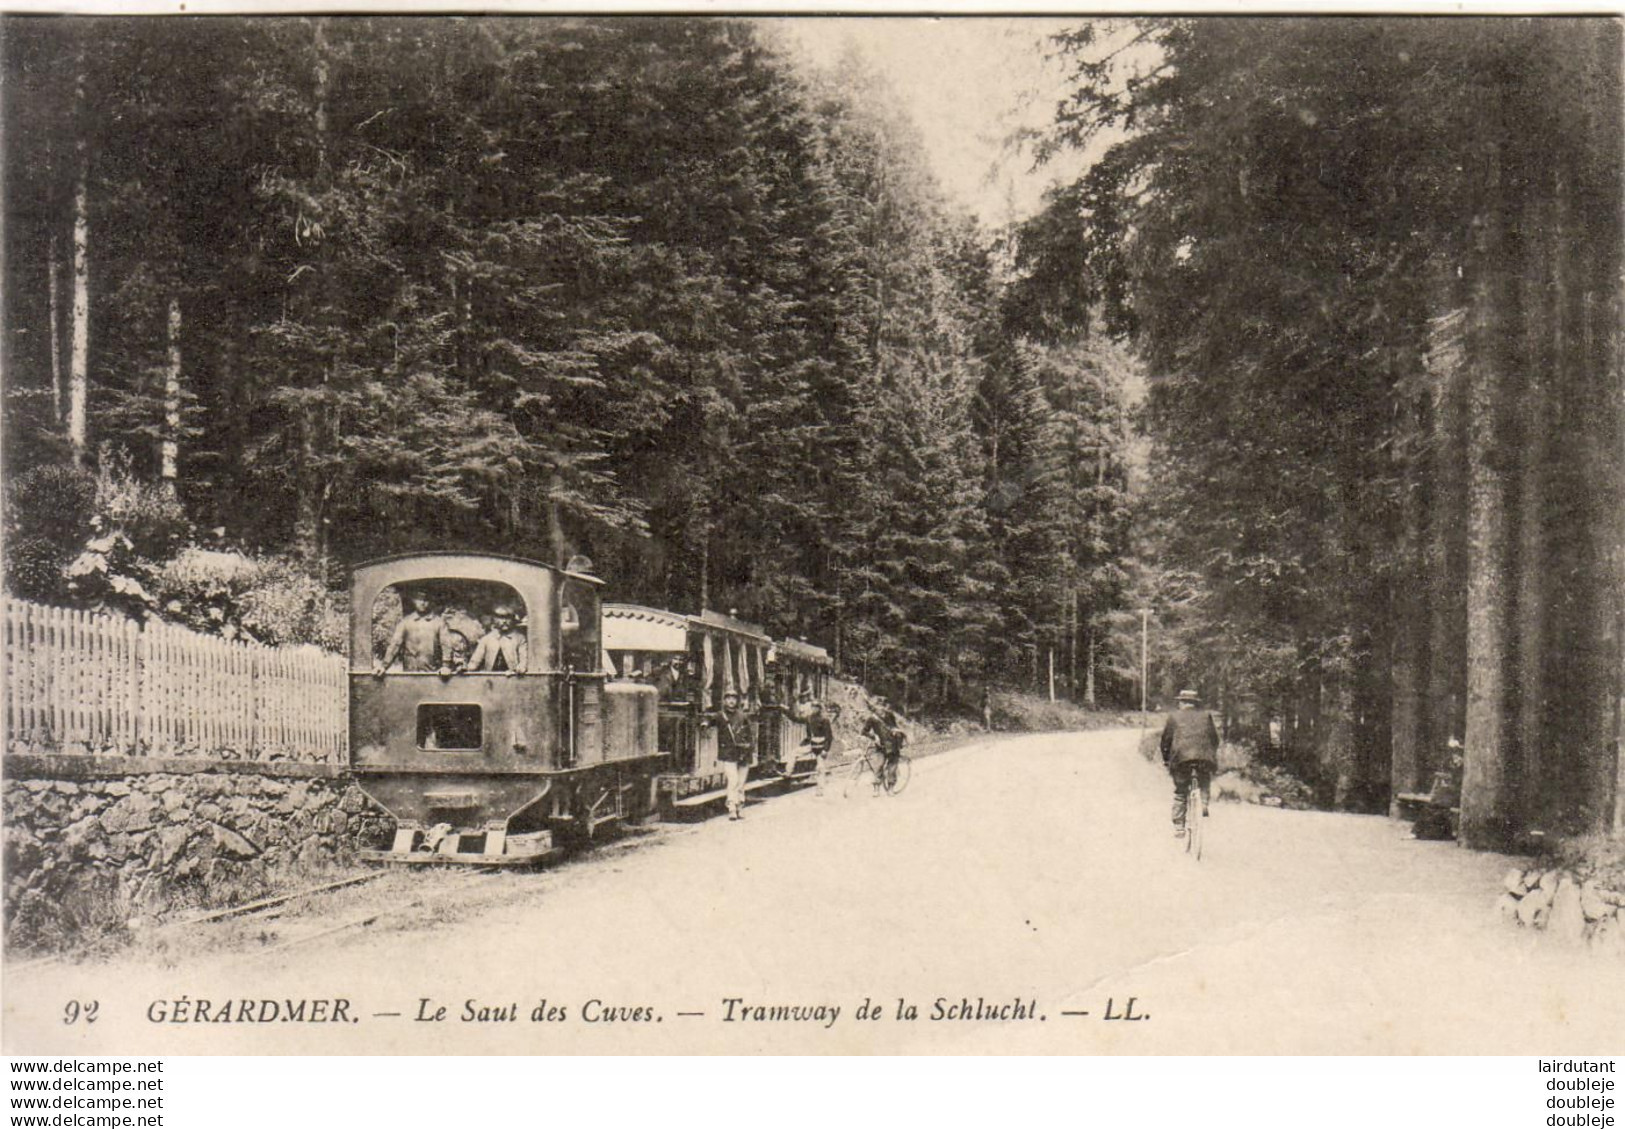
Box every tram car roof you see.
[771,637,833,668]
[689,608,771,644]
[351,550,604,587]
[603,603,773,650]
[602,604,689,652]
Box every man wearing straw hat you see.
[1160,688,1218,838]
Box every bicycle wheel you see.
[842,754,877,798]
[884,755,912,796]
[1187,793,1205,860]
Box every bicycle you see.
[842,740,912,797]
[1179,763,1209,860]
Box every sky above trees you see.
[775,16,1099,226]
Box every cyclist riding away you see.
[1160,688,1218,838]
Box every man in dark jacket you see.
[714,689,754,820]
[1160,688,1219,837]
[799,699,835,795]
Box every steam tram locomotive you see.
[348,553,660,864]
[349,553,836,863]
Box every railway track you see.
[10,820,680,972]
[234,824,679,957]
[9,873,396,973]
[210,868,508,958]
[254,871,509,955]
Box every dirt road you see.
[5,729,1619,1054]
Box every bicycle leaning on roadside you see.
[842,738,912,797]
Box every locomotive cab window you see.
[371,579,529,674]
[418,704,482,751]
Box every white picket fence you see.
[3,597,347,762]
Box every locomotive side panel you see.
[600,682,658,764]
[351,673,563,770]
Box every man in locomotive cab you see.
[374,587,454,676]
[465,602,527,675]
[713,688,754,820]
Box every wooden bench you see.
[1396,769,1461,839]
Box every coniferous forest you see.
[4,15,1622,845]
[2,16,1135,714]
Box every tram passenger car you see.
[761,636,834,779]
[349,553,660,863]
[603,605,785,815]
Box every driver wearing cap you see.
[466,603,527,675]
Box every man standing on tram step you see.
[1160,688,1219,837]
[800,699,835,796]
[466,603,527,674]
[375,587,454,676]
[715,689,754,820]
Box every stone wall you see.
[1496,865,1625,954]
[3,755,392,952]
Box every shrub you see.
[988,689,1136,733]
[12,450,193,619]
[154,548,344,650]
[89,449,189,561]
[3,464,98,602]
[1236,762,1317,810]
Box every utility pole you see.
[1140,608,1150,718]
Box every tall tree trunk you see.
[1323,677,1355,809]
[547,471,568,567]
[1460,138,1515,850]
[1067,590,1078,702]
[1424,297,1469,781]
[161,294,181,487]
[1578,252,1622,834]
[294,17,333,570]
[218,335,245,531]
[1513,181,1555,833]
[1584,25,1625,834]
[48,233,63,425]
[1084,623,1097,708]
[68,49,89,467]
[1357,620,1392,811]
[1293,672,1320,781]
[697,513,711,611]
[294,405,322,563]
[832,563,844,672]
[1389,343,1428,813]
